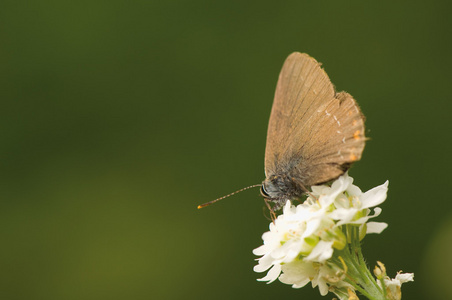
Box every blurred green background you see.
[0,1,451,299]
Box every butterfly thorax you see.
[261,174,305,208]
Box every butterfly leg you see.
[264,198,277,222]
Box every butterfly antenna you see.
[197,184,261,209]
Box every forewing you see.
[264,53,365,186]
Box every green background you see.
[0,1,451,299]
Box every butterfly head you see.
[261,174,304,203]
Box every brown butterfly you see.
[198,52,365,211]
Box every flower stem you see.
[335,225,387,300]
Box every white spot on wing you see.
[333,115,341,126]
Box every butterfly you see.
[199,52,365,211]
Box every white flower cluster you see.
[253,173,389,296]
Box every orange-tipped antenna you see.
[197,184,261,209]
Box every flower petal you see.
[366,222,388,234]
[306,240,334,262]
[361,181,388,209]
[256,264,282,283]
[395,272,414,283]
[279,260,315,288]
[253,245,269,256]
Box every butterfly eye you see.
[260,185,269,198]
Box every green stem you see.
[335,225,387,300]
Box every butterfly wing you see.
[264,52,365,187]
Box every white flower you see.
[253,173,389,295]
[279,259,353,296]
[313,173,388,232]
[252,200,327,283]
[278,259,315,289]
[378,272,414,300]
